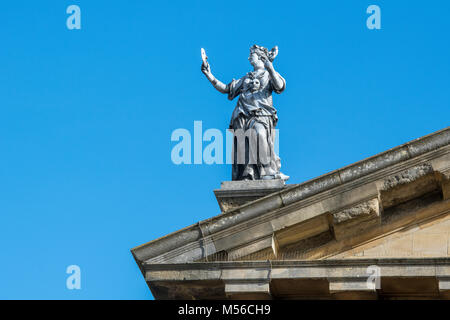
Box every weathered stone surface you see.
[225,236,273,261]
[214,180,286,212]
[225,282,270,295]
[274,215,329,248]
[132,227,202,263]
[406,127,450,157]
[381,192,441,228]
[430,151,450,172]
[339,146,410,184]
[431,152,450,200]
[333,198,379,224]
[220,179,285,190]
[381,163,434,191]
[438,170,450,200]
[438,278,450,291]
[280,173,341,206]
[211,221,273,253]
[151,280,225,300]
[146,269,222,282]
[222,268,270,281]
[278,231,334,260]
[379,163,438,209]
[215,196,269,212]
[329,279,375,293]
[144,259,450,299]
[321,182,379,215]
[270,202,326,232]
[144,236,218,264]
[238,195,284,218]
[332,198,380,241]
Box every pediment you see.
[131,128,450,299]
[132,142,450,267]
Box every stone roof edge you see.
[131,127,450,264]
[143,257,450,271]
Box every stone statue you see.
[201,45,289,181]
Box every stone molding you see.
[144,258,450,299]
[214,179,287,212]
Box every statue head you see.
[249,45,279,68]
[249,45,268,68]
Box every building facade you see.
[132,128,450,299]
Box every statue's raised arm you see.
[200,48,229,94]
[258,46,284,92]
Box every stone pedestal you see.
[214,179,286,212]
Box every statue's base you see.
[214,179,286,212]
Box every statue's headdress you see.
[250,45,279,62]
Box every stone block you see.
[438,278,450,292]
[329,279,375,293]
[436,265,450,278]
[333,198,379,224]
[212,221,273,253]
[226,236,273,261]
[221,268,270,281]
[214,180,286,212]
[378,163,438,209]
[220,179,285,190]
[437,169,450,200]
[274,215,330,248]
[332,198,380,240]
[225,282,270,294]
[225,281,272,299]
[270,202,326,232]
[321,182,379,214]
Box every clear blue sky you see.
[0,1,448,299]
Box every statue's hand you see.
[201,61,212,77]
[263,58,274,71]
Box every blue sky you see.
[0,1,448,299]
